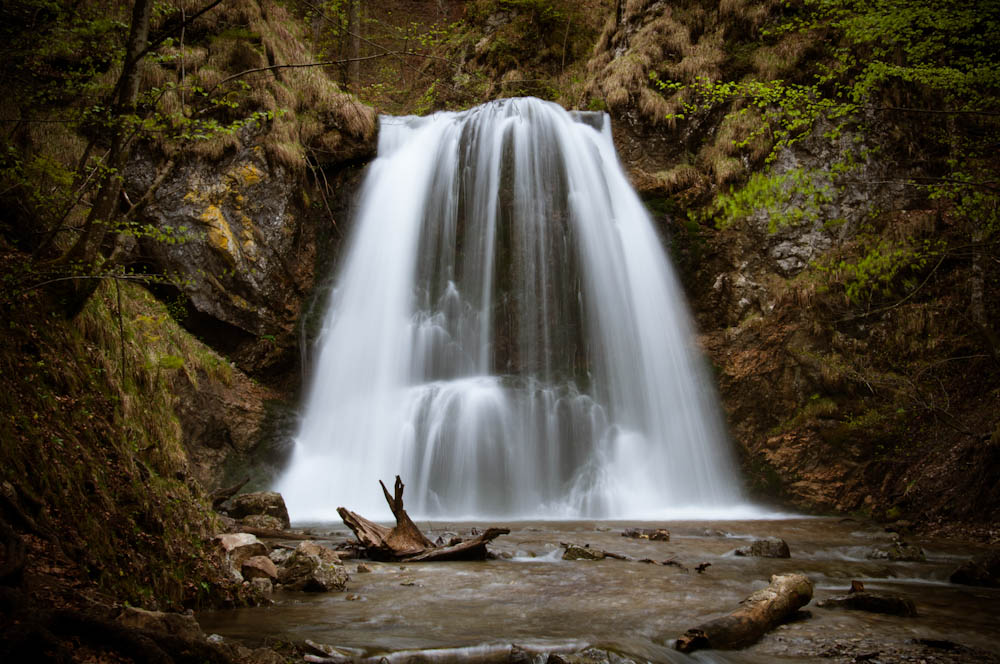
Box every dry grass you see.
[140,0,375,170]
[656,162,703,192]
[753,32,811,80]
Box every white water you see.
[276,98,750,521]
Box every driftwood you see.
[337,476,508,562]
[675,573,813,653]
[238,527,317,541]
[209,477,249,511]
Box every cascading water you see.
[276,97,748,521]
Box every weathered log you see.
[209,477,249,511]
[238,526,318,541]
[404,528,510,562]
[675,573,813,653]
[337,476,506,561]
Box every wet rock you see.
[269,547,293,566]
[215,533,269,574]
[117,607,203,640]
[250,577,273,595]
[621,527,670,541]
[240,514,285,531]
[356,562,373,573]
[278,542,349,592]
[817,591,918,617]
[548,647,640,663]
[734,537,791,558]
[295,540,341,564]
[434,531,462,546]
[865,540,926,562]
[241,555,278,581]
[227,491,290,529]
[949,550,1000,587]
[563,545,606,561]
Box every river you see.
[199,517,1000,662]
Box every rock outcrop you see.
[227,491,291,529]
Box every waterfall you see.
[276,98,747,521]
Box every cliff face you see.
[588,0,1000,529]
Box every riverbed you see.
[199,518,1000,662]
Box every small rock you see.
[346,593,362,600]
[278,543,349,592]
[241,514,285,531]
[865,541,926,562]
[117,607,202,640]
[295,540,341,564]
[242,555,278,581]
[227,491,291,529]
[563,545,606,561]
[269,548,293,565]
[214,533,269,575]
[817,591,918,617]
[250,577,273,595]
[356,562,373,573]
[622,528,670,541]
[949,550,1000,587]
[734,537,791,558]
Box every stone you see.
[817,592,918,617]
[269,548,293,565]
[241,514,285,531]
[866,541,926,562]
[227,492,290,529]
[215,533,269,572]
[734,537,791,558]
[548,647,640,663]
[242,555,278,581]
[117,607,203,640]
[950,550,1000,587]
[622,527,670,541]
[278,544,349,592]
[356,562,373,573]
[251,577,273,595]
[562,545,606,561]
[295,540,341,564]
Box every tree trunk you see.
[347,0,361,91]
[675,573,813,653]
[47,0,153,312]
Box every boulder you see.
[241,514,285,531]
[242,555,278,581]
[227,492,290,529]
[563,545,606,561]
[817,591,917,617]
[117,607,203,640]
[215,533,268,571]
[278,543,349,592]
[950,550,1000,587]
[865,540,926,562]
[734,537,791,558]
[622,528,670,541]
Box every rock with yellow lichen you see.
[125,130,375,375]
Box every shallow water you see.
[198,518,1000,662]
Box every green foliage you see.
[711,167,837,231]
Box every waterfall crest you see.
[276,98,747,520]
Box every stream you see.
[198,518,1000,662]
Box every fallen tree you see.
[675,573,813,653]
[337,476,508,562]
